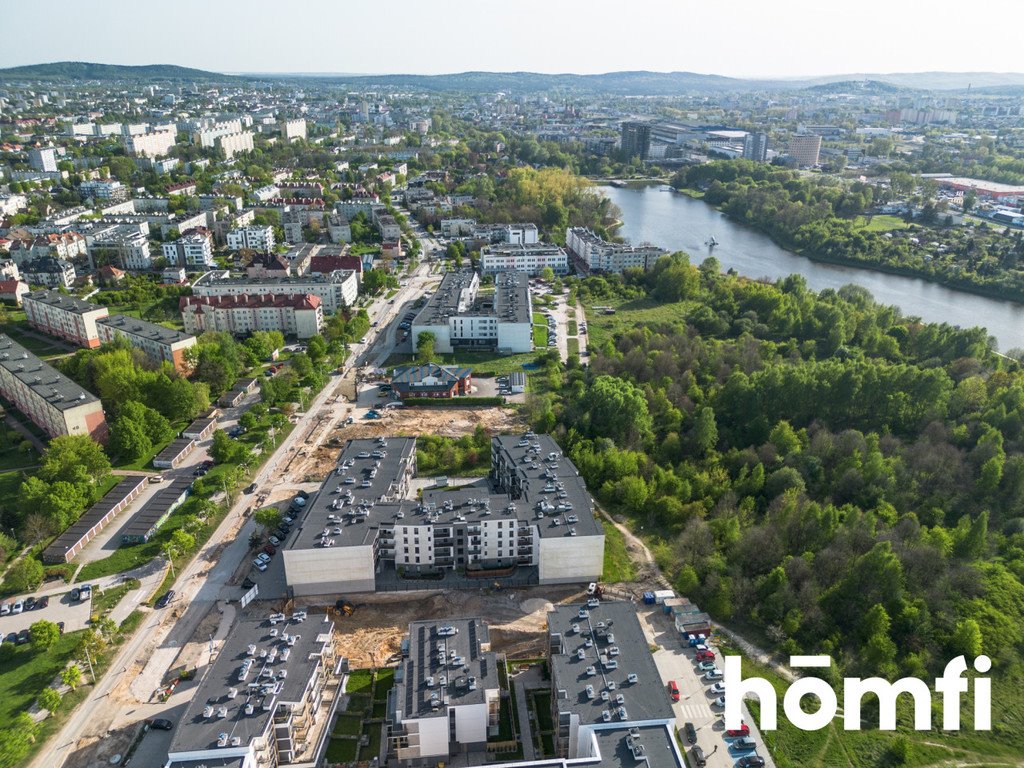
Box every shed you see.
[153,438,196,469]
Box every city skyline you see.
[3,0,1024,79]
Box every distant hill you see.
[803,79,904,94]
[799,71,1024,91]
[0,61,234,81]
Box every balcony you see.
[467,524,482,534]
[435,536,454,546]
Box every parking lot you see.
[0,590,92,642]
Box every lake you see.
[600,184,1024,351]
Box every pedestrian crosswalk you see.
[678,702,713,720]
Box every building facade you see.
[162,230,215,268]
[480,243,568,276]
[787,134,822,166]
[565,227,666,274]
[180,293,324,339]
[620,121,651,159]
[23,290,110,348]
[95,315,197,372]
[227,226,275,254]
[193,270,358,314]
[124,129,176,158]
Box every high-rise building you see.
[787,134,822,166]
[620,121,651,160]
[743,132,769,162]
[27,147,58,173]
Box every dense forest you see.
[532,257,1024,691]
[673,161,1024,302]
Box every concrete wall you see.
[497,322,533,353]
[453,701,489,746]
[538,534,604,584]
[284,545,375,596]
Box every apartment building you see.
[88,228,152,270]
[162,229,215,268]
[326,214,351,244]
[193,270,358,313]
[473,223,539,245]
[480,243,568,276]
[440,218,476,238]
[227,226,275,255]
[565,227,666,274]
[28,146,58,172]
[282,433,602,596]
[124,129,176,158]
[376,214,402,241]
[23,290,110,348]
[0,333,107,441]
[411,271,532,354]
[22,257,76,288]
[192,119,243,148]
[164,613,341,768]
[95,315,197,372]
[388,619,501,765]
[216,130,255,158]
[786,134,822,166]
[180,293,324,339]
[0,280,29,306]
[279,118,307,141]
[79,179,130,203]
[214,209,256,245]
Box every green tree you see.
[582,376,652,448]
[416,332,436,364]
[37,687,61,714]
[950,618,984,658]
[691,407,718,456]
[306,334,328,362]
[38,435,111,485]
[109,416,153,461]
[29,620,60,652]
[61,664,82,691]
[3,557,43,593]
[291,352,313,378]
[254,507,283,532]
[169,528,196,555]
[210,429,243,464]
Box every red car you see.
[726,724,750,737]
[667,680,680,702]
[695,649,715,661]
[263,544,277,556]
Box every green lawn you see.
[90,578,140,617]
[852,214,912,233]
[365,722,382,758]
[325,738,358,762]
[385,349,548,378]
[567,320,578,336]
[567,338,580,358]
[346,669,374,694]
[600,518,636,583]
[583,297,691,350]
[532,690,554,732]
[333,713,363,736]
[374,667,395,700]
[533,312,549,347]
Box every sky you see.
[3,0,1023,79]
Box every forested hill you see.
[534,259,1024,751]
[0,62,233,81]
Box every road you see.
[32,246,433,768]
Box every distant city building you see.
[620,121,652,159]
[786,134,822,166]
[565,227,666,274]
[412,271,533,354]
[27,146,58,173]
[0,333,107,441]
[124,129,176,158]
[743,131,769,162]
[79,179,130,203]
[278,118,307,141]
[326,214,351,244]
[226,225,275,254]
[162,229,215,269]
[22,257,76,288]
[480,243,569,276]
[180,293,324,339]
[88,228,152,271]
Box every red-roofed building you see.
[180,293,323,339]
[0,280,29,306]
[308,254,363,281]
[98,265,126,285]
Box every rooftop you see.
[393,618,497,720]
[43,477,146,563]
[97,314,196,345]
[180,293,323,312]
[23,289,107,316]
[548,601,675,727]
[0,334,100,411]
[168,613,334,757]
[119,476,193,541]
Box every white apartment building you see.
[375,214,402,241]
[565,227,666,274]
[124,129,176,158]
[411,271,532,354]
[279,118,307,140]
[180,293,324,339]
[79,179,130,202]
[473,223,539,245]
[27,147,58,173]
[440,218,476,238]
[480,243,568,276]
[216,131,255,158]
[226,225,275,254]
[0,194,27,216]
[162,230,215,268]
[192,119,243,148]
[193,269,358,314]
[89,229,152,271]
[326,214,351,244]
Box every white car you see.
[269,536,281,546]
[704,668,723,681]
[252,560,268,572]
[713,696,726,708]
[710,682,726,695]
[257,552,272,563]
[11,600,23,615]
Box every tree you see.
[291,352,313,378]
[108,416,152,461]
[539,266,555,282]
[416,332,436,365]
[254,507,283,532]
[210,429,243,464]
[169,528,196,555]
[38,435,110,486]
[962,189,977,214]
[37,688,61,714]
[61,664,82,691]
[691,407,718,456]
[306,334,327,362]
[0,713,38,767]
[30,620,60,652]
[3,558,43,593]
[950,618,983,658]
[581,376,653,448]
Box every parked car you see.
[146,718,174,731]
[263,544,277,556]
[697,661,717,672]
[11,600,23,614]
[80,584,92,600]
[4,632,15,644]
[737,757,765,768]
[37,596,49,609]
[256,553,271,564]
[0,602,8,616]
[252,560,268,572]
[155,590,175,609]
[726,724,750,737]
[690,745,706,767]
[70,587,80,601]
[712,696,726,708]
[24,596,36,611]
[682,722,697,745]
[709,682,726,695]
[732,737,757,751]
[269,536,282,546]
[16,629,30,645]
[695,649,715,661]
[704,668,723,680]
[245,483,258,494]
[150,474,164,483]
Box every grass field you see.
[385,349,547,377]
[333,713,363,736]
[852,214,912,233]
[325,738,358,762]
[600,518,636,583]
[533,312,549,347]
[583,297,691,350]
[567,338,580,358]
[567,319,578,336]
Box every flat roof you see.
[592,725,683,768]
[394,618,497,720]
[413,270,477,327]
[154,438,195,463]
[23,289,107,316]
[97,314,195,345]
[168,613,334,756]
[0,334,101,411]
[548,601,675,726]
[936,176,1024,194]
[43,476,146,562]
[120,477,193,540]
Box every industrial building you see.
[282,433,603,597]
[411,271,532,354]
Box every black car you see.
[274,529,289,540]
[37,596,49,609]
[737,757,765,768]
[683,722,697,745]
[296,489,310,499]
[24,596,36,611]
[155,590,175,609]
[70,587,80,601]
[245,483,258,494]
[241,578,256,589]
[146,718,174,731]
[16,629,30,645]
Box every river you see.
[600,184,1024,352]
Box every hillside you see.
[0,61,234,81]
